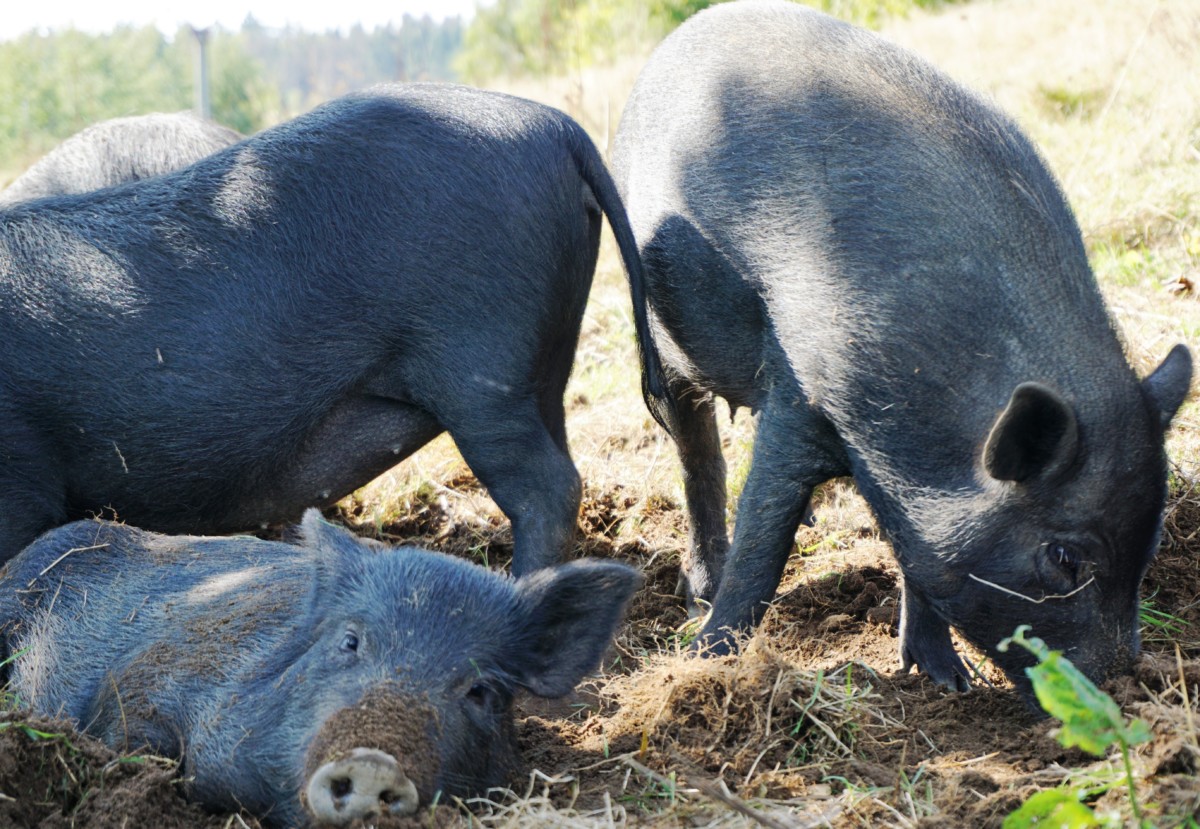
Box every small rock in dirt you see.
[848,759,895,788]
[1150,736,1196,776]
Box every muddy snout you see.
[305,747,418,825]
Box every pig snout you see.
[305,747,419,825]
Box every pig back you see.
[615,0,1139,487]
[0,521,313,728]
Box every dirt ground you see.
[5,476,1200,827]
[3,0,1200,826]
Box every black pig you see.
[0,510,640,827]
[611,0,1192,691]
[0,112,242,204]
[0,83,664,572]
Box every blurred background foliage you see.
[0,0,949,178]
[456,0,949,80]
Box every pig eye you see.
[466,682,493,707]
[1041,542,1089,592]
[1051,543,1077,572]
[465,681,509,716]
[339,631,360,654]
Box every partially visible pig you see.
[0,112,242,204]
[611,0,1192,692]
[0,84,668,579]
[0,510,640,827]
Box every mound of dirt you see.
[0,712,262,829]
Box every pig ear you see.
[297,509,389,552]
[510,560,641,698]
[983,382,1079,483]
[297,508,356,549]
[297,509,376,594]
[1142,344,1192,431]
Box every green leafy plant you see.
[998,626,1152,829]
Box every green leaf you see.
[1027,654,1125,756]
[999,626,1151,757]
[1002,788,1101,829]
[1123,719,1152,746]
[20,725,63,741]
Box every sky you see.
[0,0,480,42]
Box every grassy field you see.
[3,0,1200,827]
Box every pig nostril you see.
[330,777,353,804]
[381,783,419,815]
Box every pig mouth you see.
[305,747,419,825]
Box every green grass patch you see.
[1091,242,1176,289]
[1038,84,1107,120]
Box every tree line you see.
[0,0,949,179]
[0,15,465,174]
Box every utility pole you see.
[190,26,211,120]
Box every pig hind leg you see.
[445,396,581,579]
[665,372,729,614]
[0,421,69,567]
[0,489,66,569]
[638,214,769,613]
[446,248,589,578]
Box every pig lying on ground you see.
[612,0,1192,692]
[0,509,640,827]
[0,83,665,572]
[0,112,242,204]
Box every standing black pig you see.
[0,112,242,204]
[611,0,1192,691]
[0,82,664,574]
[0,510,639,827]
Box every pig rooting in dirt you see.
[611,0,1193,697]
[0,509,640,827]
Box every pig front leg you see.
[899,582,971,691]
[695,390,846,655]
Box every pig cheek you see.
[301,685,441,806]
[442,700,522,794]
[961,579,1131,686]
[944,576,1043,672]
[1047,592,1140,682]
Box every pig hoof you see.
[306,747,419,825]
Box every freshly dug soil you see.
[0,713,264,828]
[7,476,1199,828]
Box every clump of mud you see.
[0,711,263,829]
